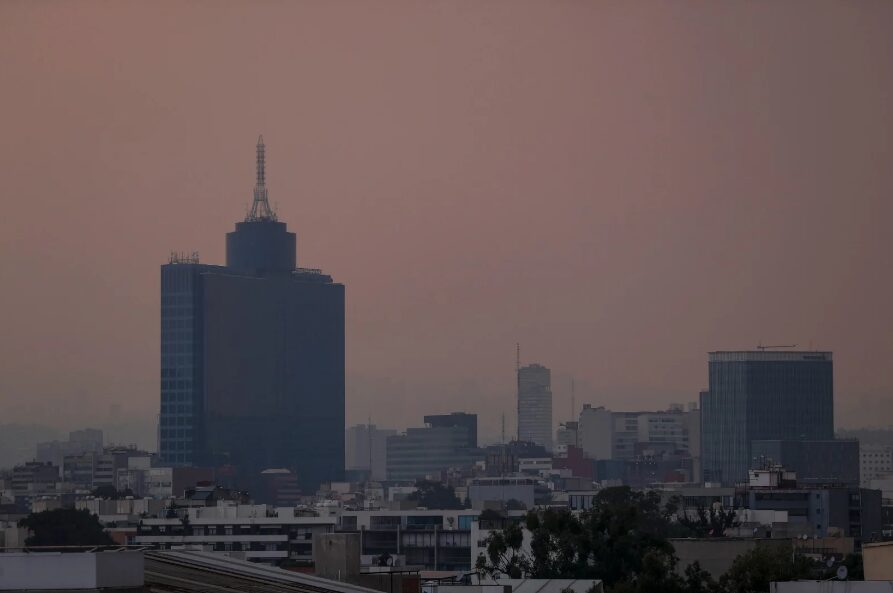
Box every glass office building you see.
[159,138,344,494]
[701,351,833,486]
[386,414,483,481]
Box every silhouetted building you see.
[424,412,478,448]
[556,421,579,449]
[483,441,549,476]
[345,424,396,481]
[386,414,482,481]
[518,364,552,451]
[751,439,860,487]
[36,428,104,472]
[701,351,834,486]
[159,137,345,493]
[576,404,700,480]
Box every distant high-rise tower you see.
[517,363,553,451]
[159,136,345,494]
[700,350,833,486]
[345,424,397,481]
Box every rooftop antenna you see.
[246,135,277,222]
[501,413,506,444]
[756,343,798,351]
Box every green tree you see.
[682,561,720,593]
[676,505,740,538]
[476,486,685,590]
[718,546,816,593]
[476,520,528,578]
[609,549,687,593]
[583,487,678,588]
[19,508,114,547]
[526,508,587,578]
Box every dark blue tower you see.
[160,137,345,494]
[700,350,833,486]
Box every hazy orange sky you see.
[1,1,892,448]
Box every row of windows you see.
[162,392,193,402]
[161,307,194,318]
[160,407,193,418]
[159,428,193,439]
[160,440,193,451]
[161,294,194,306]
[162,329,194,340]
[161,317,194,329]
[161,356,194,367]
[161,380,194,390]
[161,343,195,355]
[161,368,190,378]
[161,452,192,463]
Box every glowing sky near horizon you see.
[1,1,892,445]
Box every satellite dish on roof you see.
[826,558,835,568]
[836,566,848,580]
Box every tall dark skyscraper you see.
[700,351,833,486]
[159,137,345,493]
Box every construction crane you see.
[756,343,798,351]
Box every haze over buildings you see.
[1,2,893,439]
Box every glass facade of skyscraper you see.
[159,261,222,466]
[159,139,345,494]
[701,351,833,486]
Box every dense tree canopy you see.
[475,487,850,593]
[477,487,679,588]
[19,508,114,547]
[672,504,740,538]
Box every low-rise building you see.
[133,503,337,562]
[467,477,536,510]
[11,462,60,500]
[751,439,860,487]
[861,444,893,486]
[746,469,882,548]
[387,414,483,481]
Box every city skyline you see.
[2,2,893,446]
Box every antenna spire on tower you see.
[246,135,277,222]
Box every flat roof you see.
[709,351,832,362]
